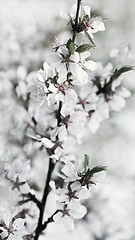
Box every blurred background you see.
[0,0,135,239]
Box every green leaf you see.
[67,72,72,79]
[76,44,94,53]
[97,65,134,95]
[85,31,95,46]
[66,39,75,55]
[111,66,134,82]
[87,165,107,177]
[84,154,89,171]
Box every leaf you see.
[66,39,75,55]
[111,66,134,82]
[84,154,89,171]
[67,72,72,78]
[87,165,107,177]
[85,31,95,46]
[97,65,134,95]
[76,44,94,53]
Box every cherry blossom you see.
[0,210,27,240]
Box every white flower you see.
[88,98,109,133]
[60,162,81,182]
[51,147,76,164]
[69,52,97,85]
[62,4,105,40]
[28,62,53,109]
[76,82,98,111]
[53,200,87,226]
[47,48,97,86]
[41,137,55,149]
[28,77,49,110]
[5,159,31,194]
[58,108,88,143]
[0,211,28,240]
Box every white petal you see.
[46,53,61,64]
[69,201,87,219]
[58,126,67,141]
[84,60,97,71]
[49,180,56,191]
[110,95,125,111]
[20,183,30,194]
[83,6,91,16]
[78,189,90,199]
[53,212,63,223]
[118,87,131,98]
[3,211,12,227]
[91,18,105,33]
[70,63,88,85]
[70,52,80,63]
[33,99,45,110]
[48,83,57,93]
[80,51,91,60]
[70,181,81,191]
[41,138,55,148]
[37,72,45,83]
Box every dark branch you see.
[34,159,55,240]
[57,101,62,127]
[72,0,82,43]
[28,193,42,209]
[42,210,60,231]
[33,2,83,239]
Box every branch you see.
[28,193,42,210]
[34,159,55,240]
[72,0,82,43]
[34,2,83,239]
[42,210,60,231]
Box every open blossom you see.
[52,201,87,231]
[4,158,31,194]
[46,47,97,86]
[28,62,53,109]
[69,51,97,85]
[28,74,49,110]
[88,63,132,132]
[0,211,28,240]
[50,181,88,228]
[56,109,88,144]
[61,4,105,40]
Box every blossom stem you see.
[72,0,82,43]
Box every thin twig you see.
[42,210,60,231]
[28,193,42,209]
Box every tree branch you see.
[33,2,82,239]
[42,210,60,231]
[28,193,42,210]
[34,159,55,240]
[72,0,82,43]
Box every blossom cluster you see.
[0,1,133,240]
